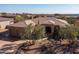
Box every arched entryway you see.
[45,26,52,35]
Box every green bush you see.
[66,18,76,24]
[32,25,45,40]
[59,27,67,39]
[20,24,33,39]
[20,24,45,40]
[53,25,60,40]
[59,25,79,40]
[14,15,24,23]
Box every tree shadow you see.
[0,37,22,42]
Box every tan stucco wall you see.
[0,21,11,29]
[8,27,24,37]
[8,24,54,37]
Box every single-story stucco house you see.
[7,17,70,37]
[0,17,14,29]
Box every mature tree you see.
[14,15,24,23]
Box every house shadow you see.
[0,30,22,42]
[0,43,17,54]
[0,32,22,42]
[0,37,22,42]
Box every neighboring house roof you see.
[1,13,16,17]
[7,21,28,28]
[0,17,14,22]
[7,17,70,28]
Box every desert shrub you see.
[53,25,60,40]
[59,25,79,40]
[20,24,45,40]
[20,24,33,39]
[68,25,78,40]
[66,18,75,24]
[32,24,45,40]
[59,27,69,39]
